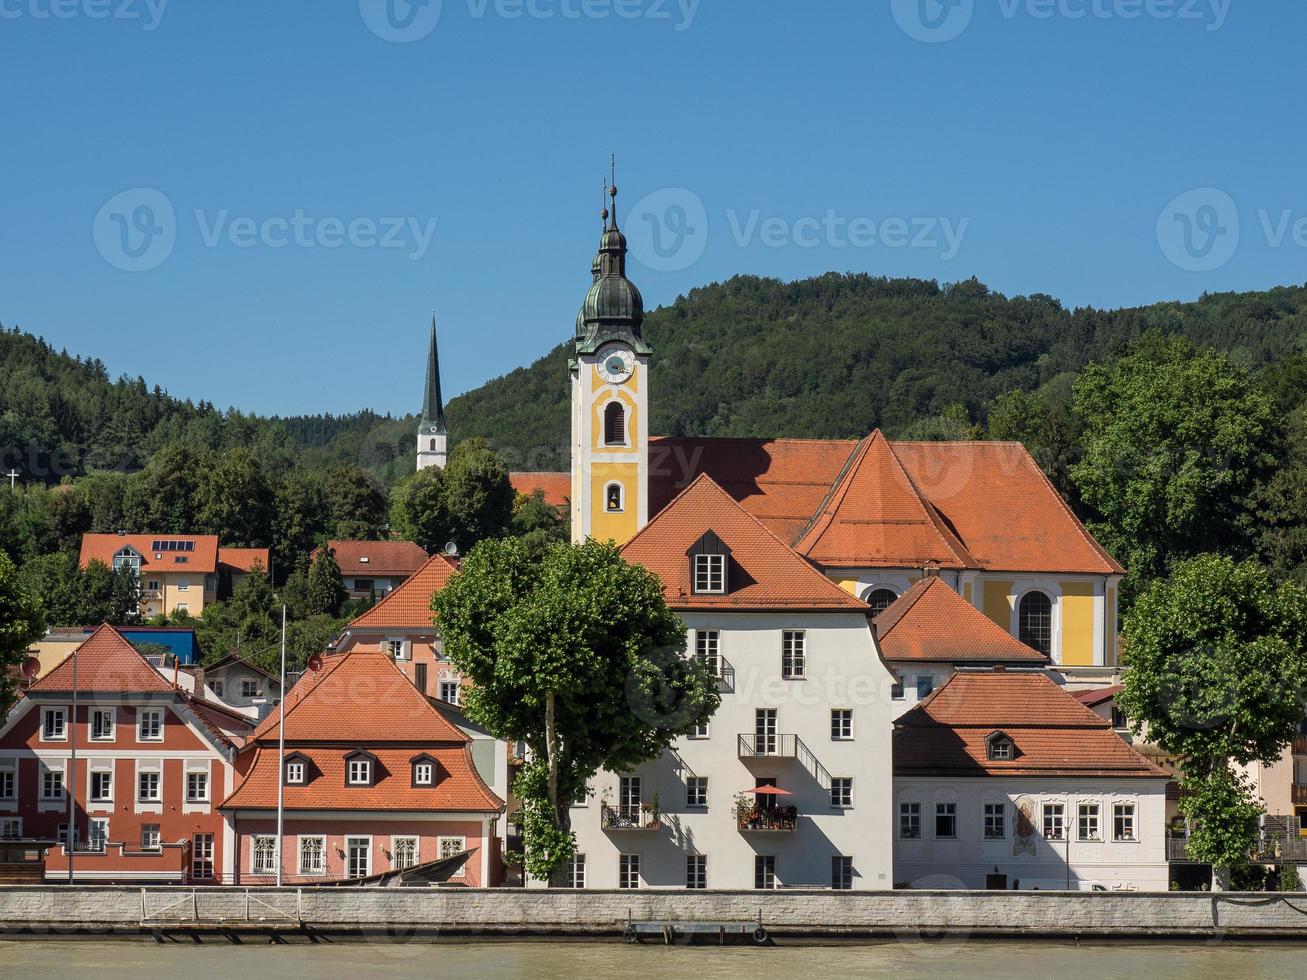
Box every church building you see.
[416,315,448,472]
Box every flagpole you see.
[275,604,286,888]
[67,641,78,884]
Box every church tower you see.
[416,314,448,471]
[571,177,651,545]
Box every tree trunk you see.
[545,690,559,814]
[1212,865,1230,891]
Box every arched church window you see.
[603,401,626,446]
[430,439,437,451]
[1018,591,1053,656]
[862,588,899,617]
[606,483,624,513]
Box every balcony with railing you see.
[600,803,660,831]
[43,840,189,882]
[737,805,799,833]
[737,734,833,792]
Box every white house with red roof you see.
[560,475,896,891]
[219,650,504,886]
[0,624,251,883]
[893,670,1169,891]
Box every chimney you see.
[923,561,941,579]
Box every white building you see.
[893,671,1170,891]
[562,475,897,891]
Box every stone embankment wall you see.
[2,886,1307,938]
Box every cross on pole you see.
[4,470,18,490]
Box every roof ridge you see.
[790,433,869,547]
[871,576,937,640]
[1015,446,1126,575]
[348,552,453,629]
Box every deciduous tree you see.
[0,549,45,709]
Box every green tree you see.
[229,564,280,658]
[433,538,719,881]
[390,466,451,553]
[195,447,274,546]
[510,490,569,557]
[306,547,347,618]
[441,438,516,550]
[325,465,388,540]
[1072,336,1277,598]
[0,549,45,709]
[18,552,83,627]
[271,471,330,581]
[1117,555,1307,886]
[987,374,1083,497]
[137,443,215,532]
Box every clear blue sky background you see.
[2,0,1302,417]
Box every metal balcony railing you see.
[737,733,833,791]
[738,805,799,833]
[600,803,659,831]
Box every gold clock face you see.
[598,347,635,384]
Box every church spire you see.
[422,312,445,434]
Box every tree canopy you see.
[0,549,45,709]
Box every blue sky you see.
[2,0,1302,417]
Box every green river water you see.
[0,939,1302,978]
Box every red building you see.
[0,625,251,882]
[220,649,504,885]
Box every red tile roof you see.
[311,540,430,579]
[894,671,1166,779]
[221,744,501,812]
[79,534,220,574]
[218,547,270,574]
[621,474,869,612]
[511,472,570,509]
[647,436,1123,575]
[347,554,458,630]
[248,650,467,744]
[31,624,176,694]
[794,431,975,569]
[1073,684,1124,708]
[873,577,1047,664]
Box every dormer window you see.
[688,531,730,595]
[411,754,439,787]
[345,750,377,786]
[986,731,1017,762]
[284,753,310,785]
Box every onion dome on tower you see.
[575,181,651,356]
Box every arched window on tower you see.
[603,401,626,446]
[862,588,899,617]
[1018,591,1053,656]
[606,483,624,513]
[430,439,437,451]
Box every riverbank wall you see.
[4,886,1307,940]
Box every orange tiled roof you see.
[248,650,467,744]
[348,554,458,630]
[647,435,1123,576]
[31,624,176,694]
[794,431,975,569]
[621,474,869,612]
[221,744,501,812]
[511,472,570,509]
[311,540,430,578]
[218,547,270,574]
[79,533,220,574]
[1073,684,1124,708]
[894,672,1165,779]
[873,577,1047,664]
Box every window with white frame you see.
[781,630,806,679]
[41,707,67,742]
[831,709,853,740]
[694,630,721,677]
[1043,802,1065,841]
[90,708,115,741]
[138,770,161,802]
[347,757,372,785]
[686,776,708,808]
[41,766,64,800]
[562,852,585,889]
[138,709,163,741]
[692,554,726,595]
[387,639,408,661]
[140,825,161,851]
[90,771,113,802]
[1018,590,1053,656]
[754,854,777,890]
[983,802,1006,839]
[298,836,325,876]
[934,802,957,838]
[898,801,921,839]
[57,824,78,848]
[0,818,21,840]
[210,679,224,698]
[413,760,435,786]
[176,578,190,592]
[192,833,215,879]
[252,835,277,874]
[439,836,465,877]
[605,482,624,513]
[830,777,853,808]
[618,853,640,889]
[690,718,710,739]
[87,818,109,852]
[286,759,306,784]
[1078,802,1101,841]
[393,836,419,870]
[186,772,209,803]
[0,769,15,801]
[686,854,707,890]
[439,680,461,705]
[1113,802,1137,841]
[832,855,854,890]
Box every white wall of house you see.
[892,776,1170,891]
[562,610,896,891]
[886,662,957,719]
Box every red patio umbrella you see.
[749,786,792,796]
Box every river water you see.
[0,939,1302,978]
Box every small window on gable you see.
[986,731,1016,762]
[603,401,626,446]
[688,531,730,596]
